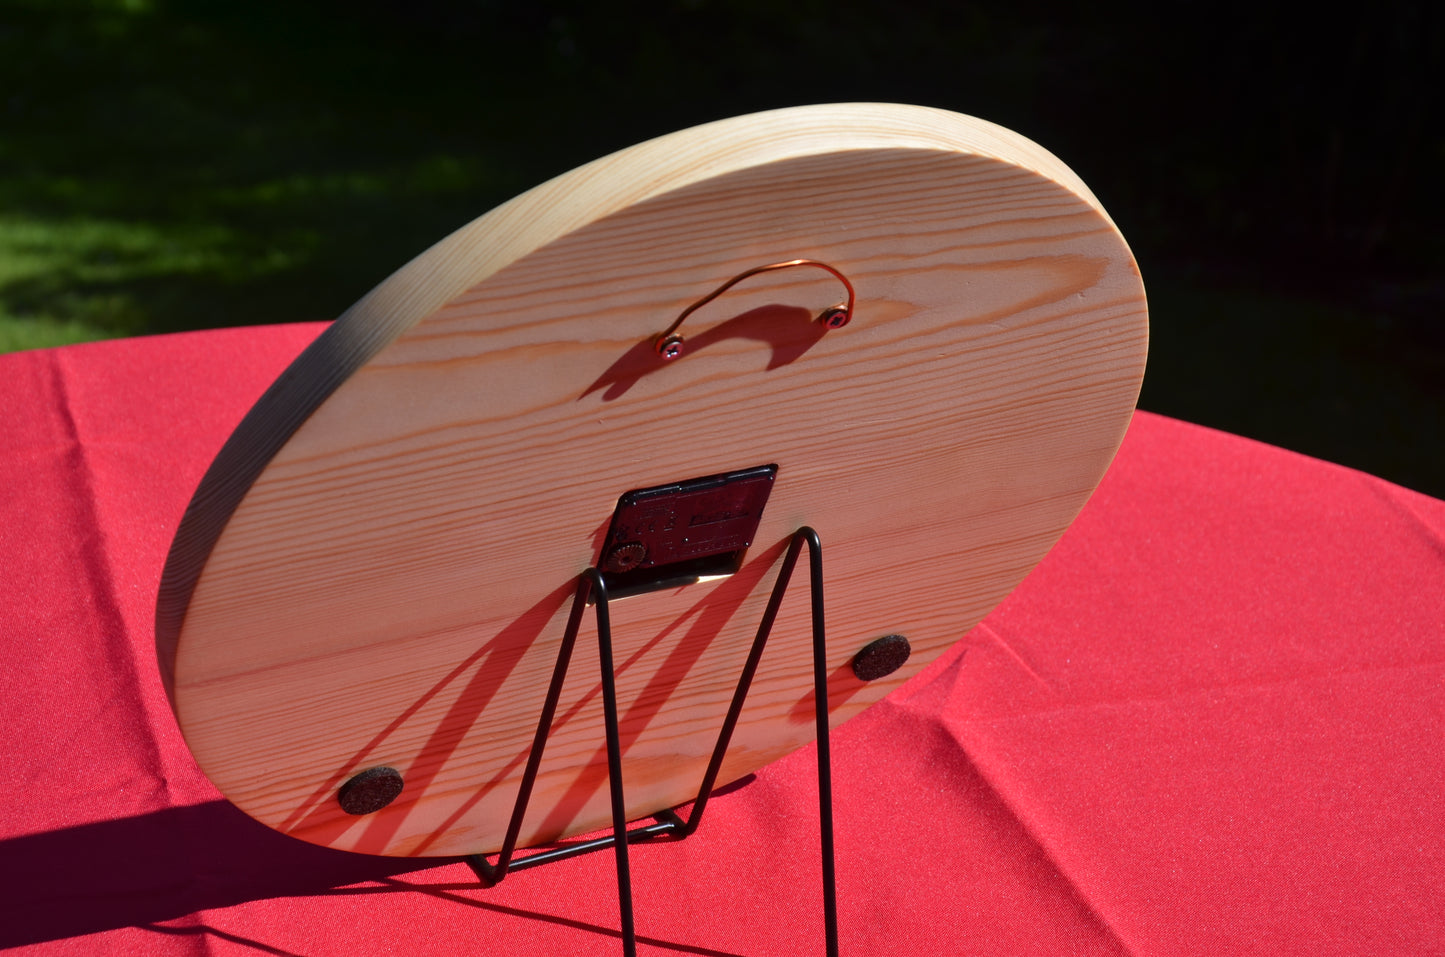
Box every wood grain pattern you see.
[156,103,1148,858]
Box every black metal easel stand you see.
[465,526,838,957]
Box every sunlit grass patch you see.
[0,214,237,346]
[0,314,116,353]
[0,210,328,349]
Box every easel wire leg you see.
[468,574,593,886]
[591,570,639,956]
[466,528,838,955]
[672,526,810,835]
[806,528,840,957]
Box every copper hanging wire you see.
[654,259,855,360]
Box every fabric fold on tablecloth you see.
[889,636,1141,956]
[50,347,181,798]
[1364,472,1445,559]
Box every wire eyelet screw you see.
[655,335,685,361]
[818,305,850,329]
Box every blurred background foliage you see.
[1,0,1441,493]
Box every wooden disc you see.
[157,103,1148,857]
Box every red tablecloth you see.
[3,324,1442,955]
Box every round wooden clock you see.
[156,102,1148,859]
